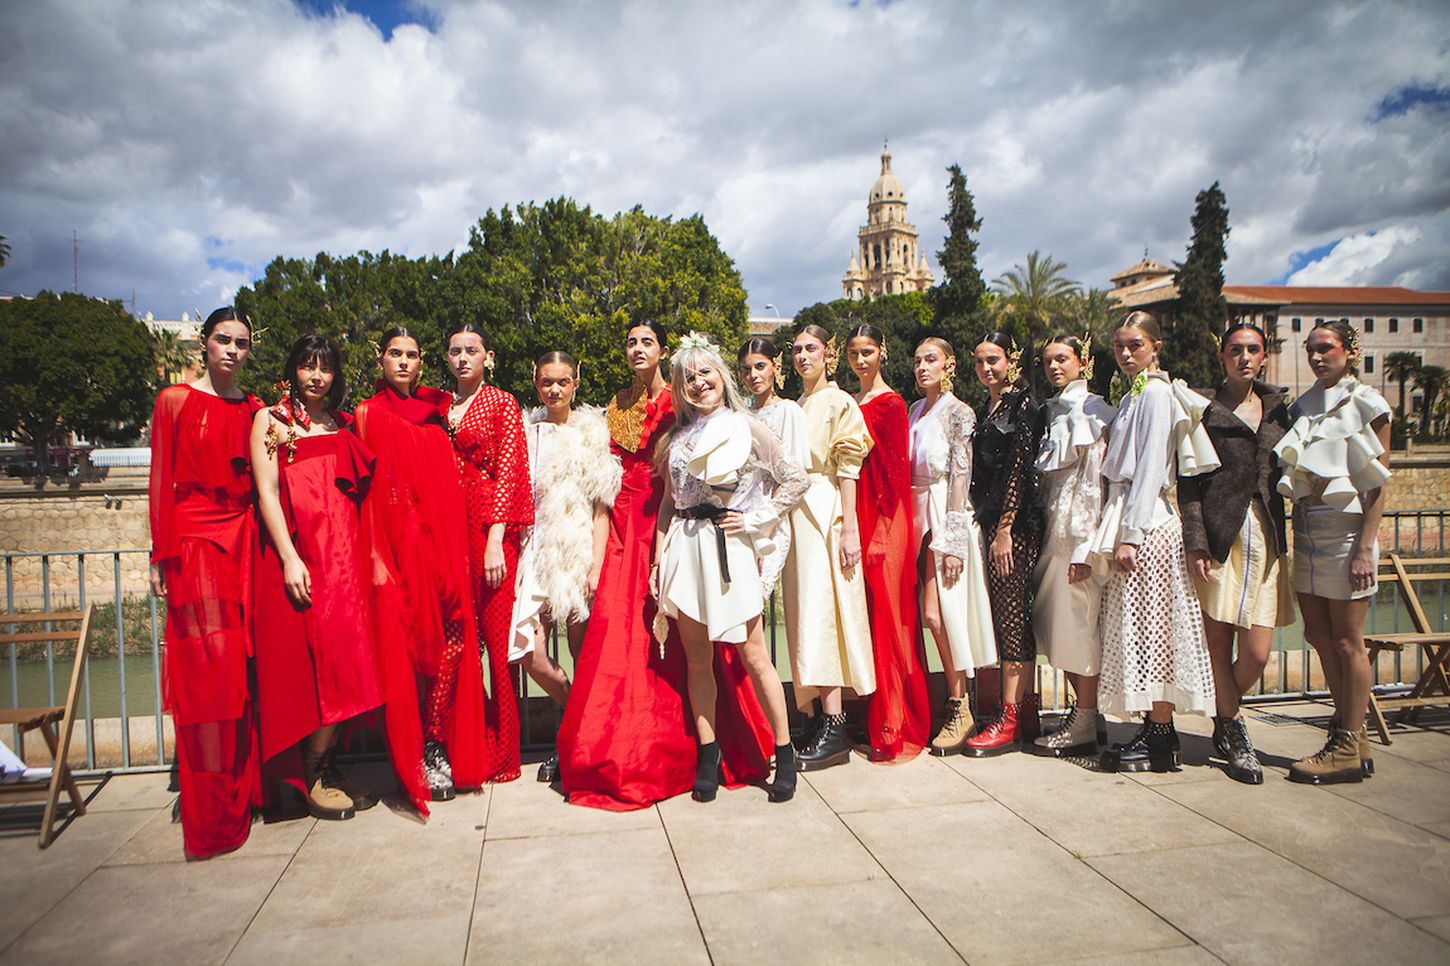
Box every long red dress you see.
[451,385,533,784]
[858,393,930,761]
[253,411,384,792]
[148,383,263,859]
[556,387,772,811]
[356,384,487,816]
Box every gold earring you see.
[941,367,954,395]
[825,336,840,377]
[774,363,786,390]
[1005,342,1023,386]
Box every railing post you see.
[78,554,95,769]
[114,553,129,768]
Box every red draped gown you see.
[355,384,487,816]
[452,385,533,784]
[858,393,930,761]
[556,387,772,811]
[253,414,384,793]
[148,383,263,859]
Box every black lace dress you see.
[971,387,1046,663]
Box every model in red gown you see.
[356,359,488,815]
[848,327,930,762]
[148,313,263,859]
[557,324,772,811]
[451,378,533,785]
[253,399,384,808]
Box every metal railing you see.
[5,508,1447,774]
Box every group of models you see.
[149,306,1389,860]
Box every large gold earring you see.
[941,359,955,395]
[1005,341,1023,386]
[774,362,786,390]
[825,336,840,377]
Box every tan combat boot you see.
[1328,716,1376,778]
[1288,728,1363,785]
[302,748,357,820]
[930,696,974,756]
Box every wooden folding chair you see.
[0,604,93,847]
[1363,555,1450,744]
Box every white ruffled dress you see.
[1032,380,1115,676]
[657,409,808,643]
[1274,377,1392,600]
[1087,372,1219,716]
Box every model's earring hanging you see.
[1005,339,1023,386]
[825,336,840,377]
[774,361,786,390]
[941,357,955,395]
[1079,332,1095,382]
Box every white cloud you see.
[1285,227,1423,286]
[1,0,1448,322]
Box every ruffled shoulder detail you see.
[1036,381,1114,473]
[1169,377,1220,477]
[685,410,752,485]
[1274,378,1391,512]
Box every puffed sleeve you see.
[829,393,873,480]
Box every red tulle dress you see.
[356,384,487,816]
[451,385,533,784]
[858,393,930,761]
[148,383,264,859]
[556,387,772,811]
[253,411,384,793]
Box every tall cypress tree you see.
[933,164,987,348]
[1169,181,1230,388]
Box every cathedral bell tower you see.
[843,142,934,300]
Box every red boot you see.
[964,701,1022,758]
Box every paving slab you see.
[843,800,1188,965]
[484,775,659,839]
[660,778,881,896]
[692,877,959,965]
[1090,840,1450,965]
[1412,914,1450,944]
[803,752,987,813]
[105,805,314,865]
[1368,728,1450,764]
[0,807,154,953]
[1158,775,1450,919]
[1055,944,1220,965]
[467,826,706,964]
[0,854,289,966]
[1323,753,1450,827]
[1421,819,1450,841]
[80,772,178,813]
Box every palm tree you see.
[990,250,1081,344]
[1413,365,1448,436]
[1383,351,1421,420]
[1064,287,1117,343]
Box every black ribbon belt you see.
[678,504,731,584]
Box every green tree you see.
[1413,364,1447,435]
[1169,181,1231,388]
[990,250,1081,343]
[933,164,987,330]
[150,328,196,385]
[1383,350,1421,421]
[0,292,156,470]
[791,291,939,400]
[1063,287,1119,396]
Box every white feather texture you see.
[522,405,623,623]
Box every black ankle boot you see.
[793,701,823,753]
[798,712,850,771]
[1215,716,1263,785]
[769,743,797,803]
[693,741,722,802]
[1100,717,1180,773]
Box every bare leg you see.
[820,686,843,716]
[677,614,718,744]
[1203,614,1240,717]
[305,724,338,755]
[1298,593,1344,702]
[1149,700,1175,724]
[1065,671,1098,710]
[520,620,570,707]
[736,616,791,745]
[921,548,967,699]
[1326,598,1371,731]
[1002,660,1032,704]
[566,619,586,663]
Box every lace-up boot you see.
[1032,704,1098,757]
[930,697,974,756]
[793,701,824,754]
[301,748,356,821]
[1289,727,1363,785]
[1213,716,1263,785]
[1327,716,1375,777]
[1100,717,1180,773]
[536,753,560,784]
[964,701,1023,757]
[321,748,378,810]
[424,739,455,801]
[798,712,850,771]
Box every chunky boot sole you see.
[929,739,969,757]
[1362,758,1375,778]
[1027,739,1098,759]
[767,780,796,803]
[1101,749,1179,773]
[1288,766,1363,785]
[1223,762,1264,785]
[963,742,1020,758]
[308,802,357,821]
[429,786,456,802]
[797,748,851,771]
[692,786,719,803]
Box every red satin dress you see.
[451,385,533,784]
[148,383,263,859]
[253,412,384,793]
[858,393,930,761]
[557,387,772,811]
[356,384,487,816]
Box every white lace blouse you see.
[666,409,809,539]
[1037,380,1115,563]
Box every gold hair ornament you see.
[1080,331,1095,382]
[774,359,786,390]
[825,335,840,376]
[941,355,956,395]
[1004,338,1023,386]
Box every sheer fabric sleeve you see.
[148,387,182,565]
[829,394,873,481]
[992,394,1037,538]
[1068,437,1108,565]
[1121,384,1173,545]
[933,404,977,560]
[745,418,808,535]
[485,390,534,525]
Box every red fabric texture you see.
[857,393,930,762]
[452,385,533,783]
[253,422,384,791]
[557,388,771,811]
[148,384,264,859]
[356,384,487,816]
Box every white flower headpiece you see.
[677,331,718,352]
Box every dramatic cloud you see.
[2,0,1448,321]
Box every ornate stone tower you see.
[843,143,934,300]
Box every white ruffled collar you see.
[684,409,752,486]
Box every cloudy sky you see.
[2,0,1447,321]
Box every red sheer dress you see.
[355,384,487,816]
[253,411,384,793]
[451,385,533,784]
[556,387,772,811]
[148,383,264,859]
[858,393,930,761]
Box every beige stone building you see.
[1104,256,1450,406]
[842,145,933,300]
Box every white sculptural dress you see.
[751,397,809,605]
[907,394,996,676]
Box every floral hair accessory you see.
[677,331,718,352]
[1130,371,1148,397]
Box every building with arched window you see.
[842,144,934,299]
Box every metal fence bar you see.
[5,555,16,753]
[42,555,54,707]
[78,553,96,769]
[150,589,164,766]
[114,552,130,768]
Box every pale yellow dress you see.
[781,385,876,708]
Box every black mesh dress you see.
[971,387,1046,663]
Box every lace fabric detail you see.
[667,411,808,531]
[1042,435,1108,561]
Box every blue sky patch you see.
[1271,238,1343,284]
[293,0,436,40]
[206,256,247,274]
[1374,83,1450,121]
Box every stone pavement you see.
[2,701,1449,965]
